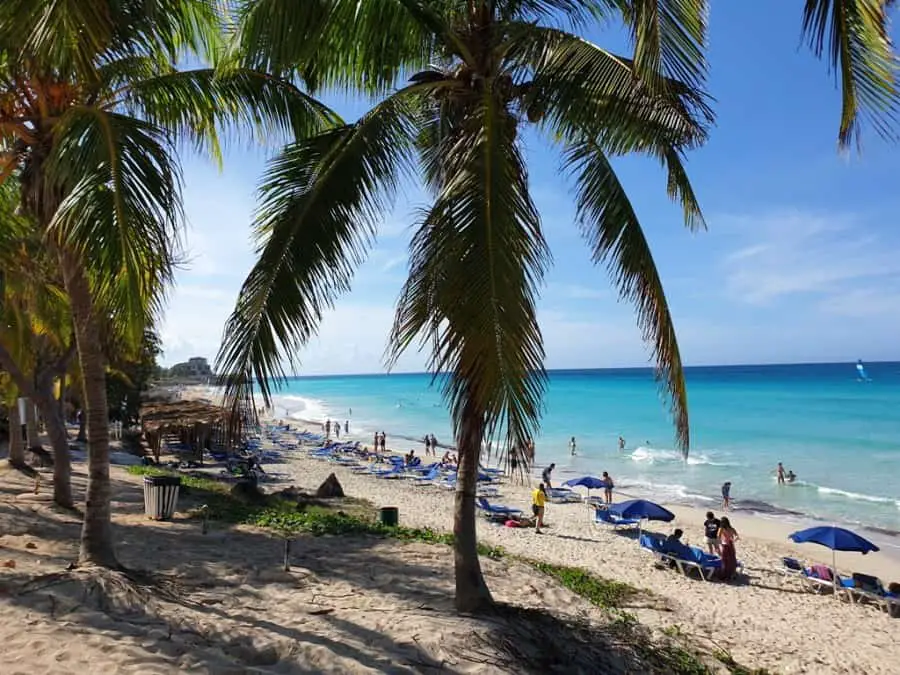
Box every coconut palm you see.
[0,221,77,506]
[217,0,897,612]
[0,0,339,567]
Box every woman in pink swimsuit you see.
[717,517,739,580]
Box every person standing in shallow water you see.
[721,481,732,510]
[569,436,576,456]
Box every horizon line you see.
[192,358,895,380]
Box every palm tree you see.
[218,1,897,612]
[0,180,76,506]
[0,0,338,567]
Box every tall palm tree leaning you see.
[0,0,338,567]
[218,0,898,613]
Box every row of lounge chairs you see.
[304,442,502,497]
[773,557,900,616]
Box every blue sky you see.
[159,2,900,373]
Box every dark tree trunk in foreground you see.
[60,251,118,568]
[453,400,493,613]
[8,402,25,467]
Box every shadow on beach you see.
[0,466,689,674]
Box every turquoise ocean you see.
[266,362,900,541]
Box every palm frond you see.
[515,25,709,229]
[45,107,182,344]
[120,67,341,163]
[499,0,617,26]
[801,0,900,148]
[225,0,445,94]
[622,0,708,92]
[216,88,423,413]
[389,92,550,455]
[563,140,689,453]
[0,0,223,79]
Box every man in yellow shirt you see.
[532,483,547,533]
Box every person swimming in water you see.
[786,470,797,483]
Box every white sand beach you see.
[266,435,900,674]
[1,408,899,674]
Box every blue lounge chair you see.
[476,497,523,520]
[639,534,722,581]
[412,466,442,485]
[594,508,640,530]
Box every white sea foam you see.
[269,393,330,423]
[627,446,735,467]
[815,485,900,510]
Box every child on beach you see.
[721,481,732,510]
[703,511,721,554]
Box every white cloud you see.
[719,210,900,305]
[819,287,900,318]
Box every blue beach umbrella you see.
[788,526,879,596]
[610,499,675,522]
[789,526,879,553]
[563,476,606,490]
[609,499,675,544]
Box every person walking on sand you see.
[344,420,349,434]
[602,471,615,504]
[532,483,547,533]
[380,432,387,452]
[542,463,555,489]
[721,481,732,510]
[703,511,721,555]
[373,431,379,450]
[423,434,431,455]
[430,433,437,450]
[569,436,576,456]
[775,461,785,485]
[717,517,739,580]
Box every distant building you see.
[168,356,214,379]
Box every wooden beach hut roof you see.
[140,400,229,434]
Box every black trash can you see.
[379,506,399,527]
[143,475,182,521]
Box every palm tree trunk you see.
[35,378,73,509]
[58,373,67,418]
[453,398,493,613]
[59,250,118,568]
[8,401,25,466]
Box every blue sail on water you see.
[856,360,871,381]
